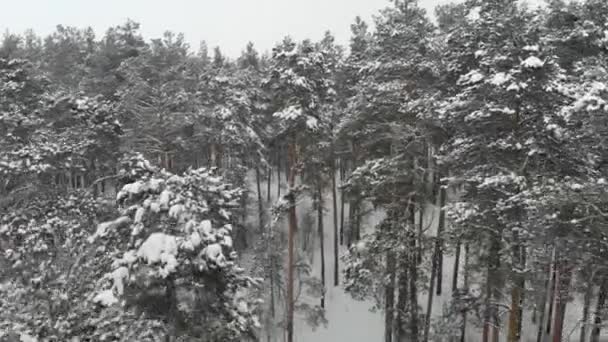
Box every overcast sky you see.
[1,0,542,57]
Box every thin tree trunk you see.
[436,186,446,296]
[507,239,525,342]
[545,249,558,339]
[339,160,346,245]
[423,235,438,342]
[277,147,281,199]
[267,165,272,202]
[396,260,409,342]
[286,138,298,342]
[331,156,339,286]
[580,269,594,342]
[452,240,461,293]
[317,185,326,308]
[460,243,469,342]
[553,262,572,342]
[386,250,397,342]
[483,237,501,342]
[256,167,264,233]
[536,249,553,342]
[409,205,420,342]
[591,276,608,342]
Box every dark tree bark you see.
[460,243,470,342]
[317,185,326,308]
[256,167,264,233]
[386,250,397,342]
[286,138,298,342]
[331,156,339,286]
[436,186,446,296]
[591,276,608,342]
[580,268,594,342]
[339,161,346,245]
[452,240,461,293]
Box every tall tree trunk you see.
[423,235,438,342]
[396,260,409,342]
[580,269,594,342]
[277,147,281,199]
[267,165,272,202]
[535,248,553,342]
[386,250,397,342]
[286,138,298,342]
[460,243,470,342]
[483,237,501,342]
[591,276,608,342]
[452,240,461,293]
[553,261,572,342]
[317,185,326,308]
[507,238,525,342]
[544,248,558,339]
[409,205,420,342]
[339,160,346,245]
[256,167,264,233]
[436,185,446,296]
[331,156,339,286]
[424,187,446,342]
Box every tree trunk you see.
[286,138,298,342]
[553,261,572,342]
[317,185,326,308]
[591,276,608,342]
[423,234,438,342]
[339,161,346,245]
[507,231,525,342]
[256,167,264,233]
[331,156,339,286]
[483,237,501,342]
[580,269,594,342]
[277,147,281,199]
[452,240,461,293]
[460,243,470,342]
[536,248,554,342]
[396,260,409,342]
[386,250,397,342]
[267,165,272,202]
[409,206,420,342]
[436,186,446,296]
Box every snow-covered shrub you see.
[90,154,260,341]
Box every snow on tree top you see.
[92,289,118,307]
[458,70,484,86]
[273,105,303,120]
[137,232,178,264]
[521,56,545,68]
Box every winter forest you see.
[1,0,608,341]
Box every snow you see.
[507,82,520,91]
[522,44,540,52]
[134,207,145,223]
[474,49,487,58]
[457,69,484,85]
[203,243,226,266]
[466,6,481,21]
[200,220,213,235]
[489,72,511,86]
[19,334,37,342]
[159,189,172,209]
[273,105,303,120]
[88,216,130,242]
[306,115,319,130]
[117,181,145,201]
[137,233,178,264]
[111,266,129,295]
[521,56,545,68]
[168,204,185,219]
[93,289,118,306]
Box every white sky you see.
[0,0,462,57]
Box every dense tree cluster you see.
[1,0,608,341]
